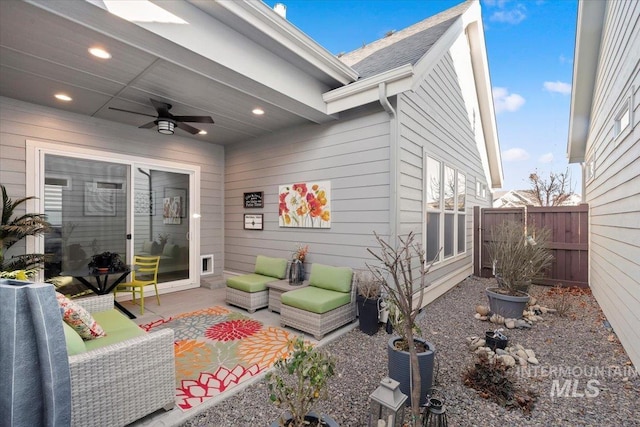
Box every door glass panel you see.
[134,168,189,283]
[43,155,128,279]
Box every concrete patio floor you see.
[120,286,357,426]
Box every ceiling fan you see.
[109,98,214,135]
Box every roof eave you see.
[197,0,359,86]
[567,0,606,163]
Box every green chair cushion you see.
[281,286,351,314]
[254,255,288,279]
[62,321,87,355]
[227,273,276,292]
[83,310,145,351]
[309,264,353,293]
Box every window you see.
[613,92,633,145]
[425,157,466,262]
[475,179,487,200]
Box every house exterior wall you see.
[397,50,493,303]
[0,96,225,289]
[224,107,391,276]
[583,1,640,368]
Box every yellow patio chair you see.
[115,256,160,314]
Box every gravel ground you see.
[182,276,640,427]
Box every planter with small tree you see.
[355,270,383,335]
[367,231,439,426]
[486,220,554,319]
[267,336,338,427]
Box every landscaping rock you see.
[515,319,532,329]
[476,305,490,316]
[528,356,540,365]
[505,318,516,329]
[497,354,516,367]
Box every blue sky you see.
[265,0,580,192]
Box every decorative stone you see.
[505,319,516,329]
[496,348,508,356]
[469,338,486,351]
[518,357,528,367]
[497,355,516,367]
[516,349,528,360]
[525,349,536,359]
[528,356,539,365]
[515,344,525,351]
[516,319,532,329]
[490,314,505,324]
[476,305,491,316]
[529,297,537,306]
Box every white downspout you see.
[379,82,399,243]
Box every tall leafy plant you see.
[1,184,50,276]
[367,231,439,426]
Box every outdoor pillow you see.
[163,243,179,258]
[55,292,106,340]
[254,255,287,279]
[309,264,353,293]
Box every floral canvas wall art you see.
[278,181,331,228]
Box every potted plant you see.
[367,231,439,426]
[485,220,554,319]
[1,184,50,278]
[354,270,383,335]
[266,336,338,427]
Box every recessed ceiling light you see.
[89,47,112,59]
[198,130,207,135]
[252,108,265,115]
[54,93,72,102]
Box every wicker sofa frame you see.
[280,277,357,340]
[69,295,175,427]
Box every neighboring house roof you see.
[567,0,607,162]
[493,190,582,207]
[341,1,472,79]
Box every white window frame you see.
[613,88,634,146]
[424,155,467,264]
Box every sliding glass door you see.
[42,153,193,288]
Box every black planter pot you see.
[270,411,339,427]
[387,336,435,407]
[288,259,305,285]
[356,295,380,335]
[485,331,509,350]
[485,287,530,319]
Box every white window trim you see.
[613,87,634,146]
[424,154,467,264]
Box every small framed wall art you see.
[244,191,264,208]
[244,214,263,230]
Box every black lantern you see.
[422,397,448,427]
[368,377,407,427]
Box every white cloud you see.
[539,153,554,163]
[490,4,527,24]
[503,148,530,162]
[492,87,526,113]
[543,81,572,95]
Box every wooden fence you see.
[473,204,589,287]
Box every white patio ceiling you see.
[0,0,354,145]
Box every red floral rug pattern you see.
[140,307,293,411]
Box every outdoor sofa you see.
[226,255,288,313]
[280,263,355,339]
[62,294,175,426]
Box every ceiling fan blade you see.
[139,120,157,129]
[172,115,214,124]
[175,121,200,135]
[149,98,171,117]
[108,106,157,118]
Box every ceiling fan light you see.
[157,119,175,135]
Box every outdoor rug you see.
[140,306,294,411]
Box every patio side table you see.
[267,279,309,313]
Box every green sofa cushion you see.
[83,310,145,351]
[281,286,351,314]
[227,274,276,292]
[62,321,87,355]
[254,255,288,279]
[309,264,353,293]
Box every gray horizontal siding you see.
[0,96,225,288]
[398,50,491,285]
[584,1,640,368]
[224,107,391,274]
